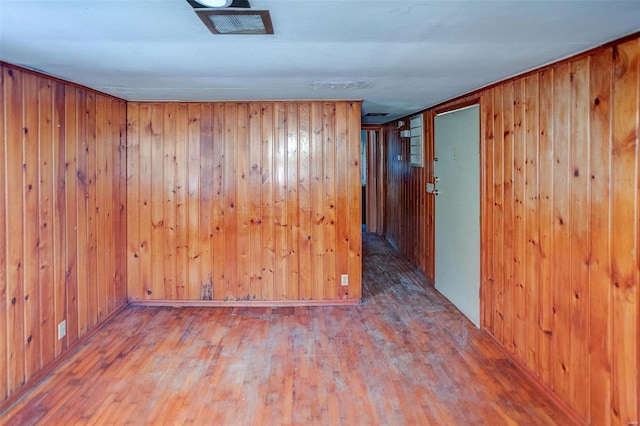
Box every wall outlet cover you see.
[58,320,66,340]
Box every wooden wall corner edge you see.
[0,302,129,415]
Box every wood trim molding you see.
[129,299,361,308]
[483,330,587,426]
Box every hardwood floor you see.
[2,234,574,425]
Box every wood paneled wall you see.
[0,64,127,408]
[382,114,435,281]
[383,36,640,424]
[481,37,639,425]
[126,101,362,303]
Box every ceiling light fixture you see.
[196,0,232,7]
[188,0,251,8]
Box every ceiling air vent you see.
[365,113,388,117]
[196,10,273,35]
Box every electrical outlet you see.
[58,320,66,340]
[341,274,349,286]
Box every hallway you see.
[3,234,573,425]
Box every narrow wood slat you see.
[273,103,288,300]
[524,74,540,373]
[64,84,79,344]
[22,73,40,382]
[568,56,591,419]
[335,102,349,299]
[492,85,505,343]
[223,104,238,300]
[481,90,494,332]
[537,68,554,386]
[260,103,275,301]
[512,78,526,362]
[199,104,214,301]
[187,104,201,300]
[347,102,362,299]
[174,103,189,299]
[286,103,300,300]
[86,92,99,327]
[53,83,67,354]
[323,103,337,300]
[550,63,572,403]
[588,47,613,426]
[502,81,515,354]
[248,103,262,300]
[163,104,177,300]
[75,89,89,336]
[211,104,225,301]
[95,94,109,323]
[0,65,7,402]
[298,103,312,300]
[310,103,325,300]
[149,104,164,300]
[236,103,250,299]
[126,103,141,300]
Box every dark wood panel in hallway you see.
[2,234,573,425]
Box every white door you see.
[433,105,480,326]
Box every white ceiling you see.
[1,0,639,124]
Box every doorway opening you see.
[362,127,384,234]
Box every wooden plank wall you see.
[382,114,435,281]
[0,64,127,408]
[126,101,362,303]
[382,36,639,424]
[481,37,639,425]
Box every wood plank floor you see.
[2,234,574,425]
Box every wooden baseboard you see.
[482,329,586,426]
[0,302,128,415]
[129,298,361,308]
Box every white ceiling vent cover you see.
[196,10,274,35]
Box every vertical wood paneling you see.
[610,39,638,425]
[381,36,640,425]
[126,101,361,303]
[480,39,639,424]
[381,112,434,282]
[0,64,127,410]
